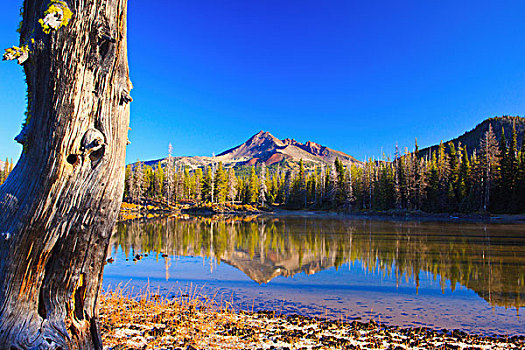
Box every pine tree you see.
[447,142,460,210]
[322,166,331,205]
[413,139,425,210]
[350,165,363,210]
[183,166,191,200]
[307,167,318,205]
[403,151,415,210]
[378,160,395,210]
[334,158,346,207]
[284,170,293,205]
[189,170,197,201]
[143,165,154,199]
[213,162,227,204]
[508,123,519,211]
[436,141,450,211]
[194,168,203,202]
[271,173,278,204]
[273,165,283,203]
[237,176,247,204]
[468,149,482,211]
[361,160,372,209]
[519,134,525,212]
[458,145,470,210]
[495,127,510,212]
[202,166,213,202]
[247,166,259,204]
[424,151,440,212]
[296,159,307,208]
[124,164,132,200]
[153,162,164,199]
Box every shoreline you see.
[100,291,524,350]
[266,209,525,224]
[119,201,525,224]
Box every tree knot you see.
[81,129,106,162]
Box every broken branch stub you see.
[3,45,29,64]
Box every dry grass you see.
[99,284,524,350]
[99,284,256,349]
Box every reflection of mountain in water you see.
[111,216,525,310]
[217,224,348,284]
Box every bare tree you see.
[227,168,237,204]
[393,144,402,209]
[0,0,131,347]
[479,124,499,211]
[259,163,267,206]
[165,143,174,206]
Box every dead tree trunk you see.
[0,0,131,348]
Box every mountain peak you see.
[215,131,359,166]
[244,130,280,147]
[251,130,274,140]
[145,131,360,170]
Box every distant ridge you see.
[139,116,525,170]
[144,131,360,170]
[419,116,525,157]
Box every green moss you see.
[16,5,24,34]
[23,89,32,127]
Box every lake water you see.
[103,214,525,336]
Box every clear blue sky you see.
[1,1,525,163]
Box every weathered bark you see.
[0,0,130,348]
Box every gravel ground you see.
[99,291,524,350]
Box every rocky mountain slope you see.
[145,131,360,170]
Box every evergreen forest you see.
[125,122,525,214]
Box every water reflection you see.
[110,215,525,311]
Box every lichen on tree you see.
[38,0,73,33]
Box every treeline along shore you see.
[125,120,525,215]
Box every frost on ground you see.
[99,290,524,350]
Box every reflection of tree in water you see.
[111,216,525,310]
